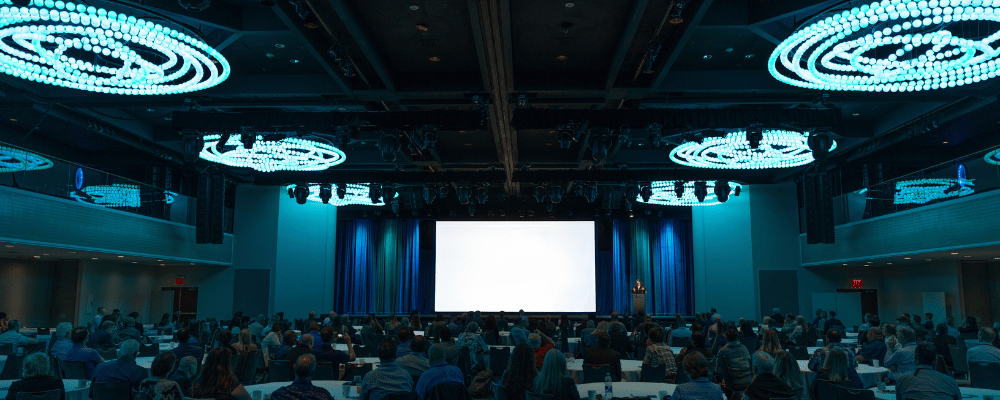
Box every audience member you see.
[396,335,430,378]
[0,312,7,334]
[931,324,957,367]
[248,315,266,340]
[885,327,918,381]
[270,353,334,400]
[85,320,115,349]
[415,343,464,400]
[714,328,752,393]
[273,331,298,361]
[809,348,862,399]
[674,330,712,368]
[261,323,283,367]
[532,349,578,400]
[307,322,324,350]
[138,352,183,400]
[510,323,530,347]
[288,334,315,364]
[528,330,555,370]
[945,318,960,339]
[580,320,596,345]
[740,322,759,341]
[958,316,978,334]
[64,327,104,379]
[0,320,39,353]
[90,339,148,394]
[117,317,142,342]
[92,307,106,333]
[455,322,489,371]
[758,330,783,357]
[744,351,794,400]
[895,342,961,400]
[607,322,632,358]
[169,356,198,397]
[171,328,204,361]
[770,309,785,326]
[503,343,537,400]
[313,328,356,373]
[191,348,252,400]
[587,321,609,348]
[49,322,74,360]
[584,333,622,382]
[825,311,843,331]
[856,327,887,365]
[4,353,65,400]
[772,351,806,400]
[232,328,258,357]
[967,327,1000,364]
[788,315,813,346]
[642,327,677,382]
[672,352,724,400]
[437,327,459,363]
[808,329,858,372]
[359,339,414,400]
[396,326,413,358]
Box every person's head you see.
[934,323,948,336]
[883,323,897,336]
[239,329,252,345]
[528,333,542,348]
[740,322,755,337]
[282,331,297,346]
[690,331,706,349]
[816,309,823,316]
[396,326,412,344]
[465,322,479,334]
[534,349,568,395]
[294,353,318,380]
[822,348,850,382]
[762,316,772,327]
[309,321,320,332]
[218,330,232,345]
[646,327,663,343]
[586,320,595,328]
[320,327,335,344]
[829,311,837,318]
[159,313,170,325]
[122,317,135,328]
[53,322,72,339]
[610,311,619,321]
[411,335,426,353]
[913,315,922,324]
[21,352,51,379]
[897,315,911,325]
[866,327,884,341]
[150,352,177,379]
[308,311,316,320]
[100,320,115,332]
[978,327,997,344]
[341,314,350,325]
[271,323,283,335]
[179,356,198,377]
[439,326,453,342]
[508,343,538,381]
[786,313,795,322]
[6,320,21,333]
[772,308,781,315]
[119,339,140,360]
[682,352,709,378]
[97,307,106,315]
[773,351,805,391]
[761,330,781,350]
[826,329,842,344]
[377,338,396,362]
[71,327,89,344]
[428,343,446,364]
[193,348,236,398]
[300,334,314,348]
[795,315,807,328]
[899,327,916,344]
[725,328,739,342]
[751,351,775,377]
[596,332,611,348]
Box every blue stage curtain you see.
[598,219,693,316]
[335,219,427,314]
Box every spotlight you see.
[423,186,436,204]
[573,184,584,197]
[438,185,449,200]
[422,127,438,149]
[733,186,742,196]
[584,185,598,203]
[476,186,489,204]
[379,134,400,162]
[468,203,476,216]
[179,0,211,12]
[639,184,653,202]
[642,44,661,74]
[336,185,347,199]
[693,181,708,203]
[182,134,204,163]
[287,187,295,199]
[548,186,565,204]
[369,183,382,204]
[714,180,731,203]
[534,186,548,203]
[391,200,400,216]
[319,183,333,204]
[746,124,764,149]
[293,183,309,205]
[591,135,610,163]
[624,184,639,202]
[558,130,573,149]
[624,201,632,211]
[808,131,834,163]
[674,181,685,198]
[457,185,472,205]
[546,203,554,212]
[381,184,396,203]
[216,131,232,153]
[240,132,256,149]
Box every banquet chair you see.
[483,331,497,346]
[492,382,508,400]
[670,336,689,348]
[740,338,758,352]
[95,347,117,361]
[813,379,852,400]
[267,360,293,383]
[489,347,510,378]
[640,363,666,383]
[1,353,23,379]
[837,386,876,400]
[949,345,969,379]
[14,390,62,400]
[138,343,158,357]
[426,382,471,400]
[582,364,610,384]
[969,362,1000,390]
[237,351,260,385]
[91,381,131,400]
[384,392,417,400]
[21,342,45,356]
[353,344,372,358]
[524,391,555,400]
[312,362,335,381]
[342,363,372,383]
[0,344,12,355]
[60,361,87,379]
[786,345,808,361]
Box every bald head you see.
[428,343,446,364]
[294,353,317,379]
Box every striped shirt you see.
[359,362,413,400]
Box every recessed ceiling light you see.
[92,258,98,260]
[274,44,285,49]
[964,255,971,258]
[556,55,568,61]
[160,264,165,266]
[69,252,75,254]
[853,113,860,116]
[565,2,574,7]
[725,48,734,53]
[745,54,754,58]
[4,245,13,248]
[147,109,156,112]
[842,263,847,266]
[951,252,959,255]
[132,262,137,264]
[888,263,893,265]
[190,263,196,266]
[265,53,275,59]
[157,260,163,262]
[429,56,441,62]
[943,141,950,144]
[409,5,419,10]
[415,24,429,32]
[289,59,299,64]
[42,254,48,256]
[33,256,40,259]
[9,118,17,122]
[118,255,124,258]
[904,257,911,259]
[703,55,713,60]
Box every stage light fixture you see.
[808,132,834,163]
[391,200,400,215]
[369,183,382,204]
[624,184,639,202]
[591,135,610,163]
[647,123,662,149]
[240,131,256,149]
[746,124,764,149]
[378,133,400,162]
[584,185,597,202]
[545,202,554,212]
[336,185,346,199]
[0,144,53,172]
[639,184,653,202]
[673,181,685,198]
[714,180,731,203]
[534,186,547,203]
[986,148,1000,165]
[624,201,632,211]
[734,185,742,196]
[769,0,1000,92]
[558,130,573,149]
[456,184,471,205]
[438,185,448,200]
[548,185,565,203]
[317,183,333,204]
[287,187,295,198]
[423,186,436,204]
[693,181,708,202]
[0,0,230,94]
[468,203,476,216]
[381,184,396,204]
[638,180,743,206]
[670,129,836,169]
[201,133,346,172]
[293,183,309,204]
[287,183,398,206]
[894,178,974,205]
[476,186,489,204]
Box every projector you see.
[179,0,211,11]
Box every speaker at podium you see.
[632,279,646,315]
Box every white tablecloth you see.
[0,356,5,373]
[567,359,645,383]
[873,386,1000,400]
[576,382,679,400]
[159,342,178,352]
[148,335,173,343]
[0,379,90,400]
[797,359,888,388]
[246,380,357,399]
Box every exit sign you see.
[851,279,863,288]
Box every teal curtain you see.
[335,219,429,314]
[600,219,693,315]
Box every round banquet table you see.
[567,359,645,383]
[575,382,687,400]
[874,386,1000,400]
[159,342,179,352]
[0,356,5,373]
[148,334,173,343]
[797,359,888,389]
[245,380,357,399]
[0,379,90,400]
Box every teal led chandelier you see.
[893,178,974,204]
[70,183,175,207]
[0,0,230,94]
[986,148,1000,164]
[287,183,398,206]
[769,0,1000,92]
[200,134,346,172]
[0,144,52,172]
[636,180,744,206]
[669,130,836,169]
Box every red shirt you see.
[534,343,555,369]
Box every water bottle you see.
[604,372,613,399]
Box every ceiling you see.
[809,244,1000,269]
[0,242,214,268]
[2,0,1000,218]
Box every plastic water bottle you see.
[604,373,613,399]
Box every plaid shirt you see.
[271,379,334,400]
[808,342,858,372]
[643,343,677,377]
[359,362,413,400]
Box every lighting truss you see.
[637,180,743,206]
[0,144,53,172]
[669,130,836,169]
[986,148,1000,165]
[769,0,1000,92]
[894,178,974,204]
[0,0,230,94]
[69,183,176,207]
[200,134,346,172]
[287,183,398,206]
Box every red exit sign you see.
[851,279,863,288]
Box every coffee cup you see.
[342,384,351,398]
[587,390,596,400]
[659,390,670,399]
[252,390,261,400]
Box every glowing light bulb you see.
[0,144,54,172]
[894,178,975,204]
[200,134,346,172]
[634,180,744,206]
[669,130,836,169]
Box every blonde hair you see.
[239,328,253,346]
[773,351,804,391]
[823,348,850,382]
[593,321,610,336]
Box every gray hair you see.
[294,353,317,379]
[179,356,198,376]
[898,327,916,344]
[528,333,541,348]
[428,343,446,364]
[124,317,136,327]
[56,322,73,338]
[772,308,781,314]
[301,333,315,347]
[119,339,140,359]
[752,351,775,377]
[22,353,51,378]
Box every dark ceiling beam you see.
[253,170,507,185]
[472,0,519,195]
[93,0,245,33]
[31,104,183,163]
[170,110,488,131]
[514,169,775,185]
[748,0,843,26]
[271,5,353,94]
[604,0,650,91]
[511,108,843,130]
[328,0,397,93]
[651,0,714,91]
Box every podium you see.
[632,292,645,315]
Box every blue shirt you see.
[270,378,334,400]
[0,331,34,352]
[90,358,148,395]
[86,330,115,349]
[886,342,918,380]
[64,343,103,379]
[50,337,73,360]
[359,362,413,400]
[92,315,103,332]
[308,331,324,350]
[808,342,858,372]
[415,362,464,400]
[672,377,724,400]
[455,333,489,369]
[396,341,412,359]
[858,340,887,364]
[510,326,529,346]
[894,366,961,400]
[171,342,203,361]
[967,342,1000,365]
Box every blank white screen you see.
[435,221,596,312]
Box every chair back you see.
[353,344,372,358]
[492,381,508,400]
[91,381,132,400]
[267,359,293,383]
[96,347,117,361]
[237,351,259,384]
[969,362,1000,390]
[582,363,610,384]
[61,360,88,379]
[933,355,948,374]
[639,363,666,383]
[740,338,758,352]
[489,347,510,377]
[21,342,45,355]
[814,379,851,400]
[706,357,716,382]
[458,346,472,378]
[384,392,417,400]
[312,362,336,380]
[14,390,62,400]
[342,363,373,383]
[0,343,12,355]
[426,382,472,400]
[1,353,23,379]
[48,355,62,379]
[787,345,808,360]
[138,343,158,357]
[837,386,876,400]
[801,329,818,346]
[670,336,689,348]
[674,367,691,384]
[524,391,555,400]
[949,345,969,374]
[483,331,497,346]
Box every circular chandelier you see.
[986,148,1000,165]
[636,181,743,206]
[669,130,836,169]
[0,144,53,172]
[0,0,230,95]
[894,178,974,204]
[200,134,346,172]
[69,183,175,208]
[287,183,398,206]
[769,0,1000,92]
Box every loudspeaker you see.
[196,172,225,244]
[803,171,835,244]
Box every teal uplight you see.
[288,183,399,206]
[0,144,53,172]
[669,130,836,169]
[769,0,1000,92]
[0,0,230,94]
[200,134,346,172]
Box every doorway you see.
[837,288,879,321]
[161,287,198,324]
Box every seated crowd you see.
[0,306,998,400]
